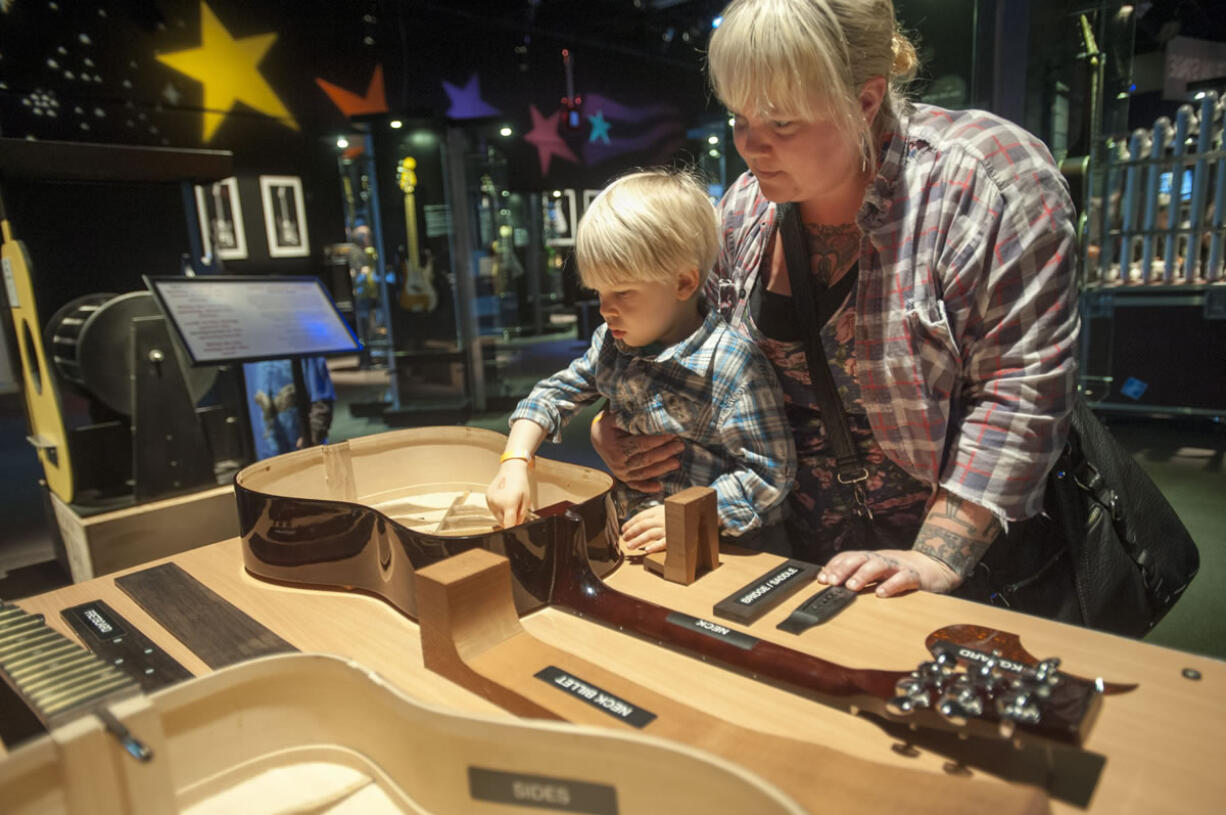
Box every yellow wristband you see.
[500,451,534,469]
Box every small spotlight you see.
[336,136,349,149]
[499,126,513,137]
[1195,91,1207,100]
[390,120,403,129]
[707,135,719,145]
[728,116,735,128]
[708,149,720,158]
[712,16,723,28]
[552,190,562,198]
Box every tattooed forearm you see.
[913,491,1002,580]
[914,527,995,579]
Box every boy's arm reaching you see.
[491,328,608,528]
[509,326,607,442]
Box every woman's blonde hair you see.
[575,169,720,290]
[708,0,918,172]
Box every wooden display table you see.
[48,485,238,582]
[6,537,1224,813]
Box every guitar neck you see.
[545,514,1099,747]
[403,190,420,264]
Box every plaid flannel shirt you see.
[709,104,1079,522]
[510,308,797,535]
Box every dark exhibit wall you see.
[0,1,713,190]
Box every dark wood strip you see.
[114,563,296,669]
[61,600,194,692]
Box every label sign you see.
[534,666,656,728]
[468,767,618,814]
[666,611,759,650]
[66,602,127,640]
[712,559,820,624]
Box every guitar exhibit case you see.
[0,647,808,815]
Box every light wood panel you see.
[8,536,1225,814]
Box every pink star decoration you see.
[523,105,578,176]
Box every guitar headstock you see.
[885,644,1102,747]
[397,157,417,194]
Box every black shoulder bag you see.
[779,204,1199,637]
[978,397,1200,637]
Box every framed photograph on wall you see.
[194,177,247,260]
[543,188,578,247]
[259,175,310,258]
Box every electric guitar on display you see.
[275,185,300,246]
[396,156,438,312]
[210,183,235,249]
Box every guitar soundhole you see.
[21,319,42,395]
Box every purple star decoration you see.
[441,73,500,119]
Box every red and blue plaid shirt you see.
[709,104,1080,523]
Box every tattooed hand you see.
[818,490,1000,596]
[590,410,683,492]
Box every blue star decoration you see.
[588,110,611,144]
[441,73,500,119]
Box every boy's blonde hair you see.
[708,0,919,173]
[575,169,719,291]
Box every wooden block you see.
[644,487,720,585]
[50,485,238,582]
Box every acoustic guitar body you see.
[235,426,621,619]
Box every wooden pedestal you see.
[49,485,238,582]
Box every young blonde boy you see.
[486,169,796,554]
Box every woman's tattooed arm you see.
[913,490,1001,580]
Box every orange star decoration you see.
[316,65,388,118]
[156,2,298,142]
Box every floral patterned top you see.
[752,281,931,562]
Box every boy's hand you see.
[486,463,532,528]
[617,505,668,555]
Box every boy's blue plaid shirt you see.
[510,308,797,536]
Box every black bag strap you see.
[777,204,871,518]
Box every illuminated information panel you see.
[145,276,360,365]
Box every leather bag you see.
[969,397,1200,638]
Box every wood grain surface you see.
[9,537,1224,814]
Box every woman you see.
[593,0,1079,599]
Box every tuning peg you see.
[996,687,1041,725]
[888,675,933,717]
[931,644,960,669]
[1034,657,1062,684]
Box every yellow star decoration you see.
[156,2,298,142]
